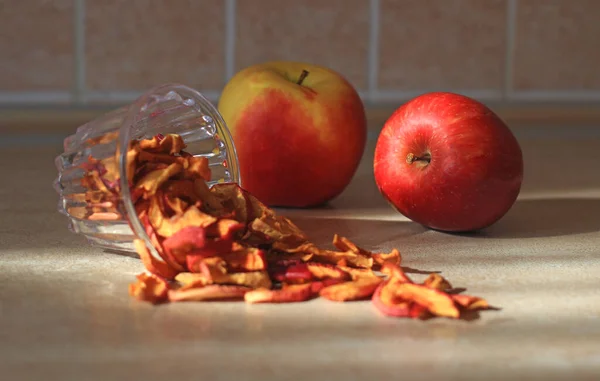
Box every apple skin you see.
[373,92,523,232]
[217,61,367,208]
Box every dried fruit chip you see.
[220,248,267,271]
[309,278,347,294]
[211,271,273,289]
[174,272,211,287]
[372,249,401,267]
[371,281,412,318]
[150,200,217,238]
[381,263,413,284]
[337,266,377,280]
[320,277,383,302]
[312,249,373,269]
[168,285,251,302]
[423,273,453,291]
[134,239,179,280]
[387,283,460,319]
[185,156,211,182]
[135,163,183,196]
[210,183,250,223]
[306,262,351,281]
[244,283,313,304]
[128,272,170,304]
[206,218,245,240]
[271,262,313,284]
[452,294,489,310]
[159,134,186,155]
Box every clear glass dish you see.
[53,83,239,259]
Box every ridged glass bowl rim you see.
[117,83,240,261]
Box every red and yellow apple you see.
[217,61,367,208]
[373,92,523,232]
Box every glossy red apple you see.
[373,92,523,232]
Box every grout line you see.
[367,0,380,104]
[224,0,236,82]
[74,0,86,104]
[367,89,505,103]
[507,91,600,102]
[504,0,518,100]
[82,90,222,104]
[0,92,72,104]
[3,90,600,107]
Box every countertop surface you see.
[2,120,600,380]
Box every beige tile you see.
[235,0,370,90]
[0,0,73,91]
[513,0,600,91]
[86,0,225,92]
[379,0,507,91]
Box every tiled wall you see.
[1,0,599,106]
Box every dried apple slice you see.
[194,179,224,212]
[320,277,383,302]
[185,156,211,182]
[128,272,170,304]
[210,183,250,224]
[211,271,272,289]
[244,283,313,304]
[220,248,267,271]
[139,135,162,151]
[134,239,180,280]
[337,266,377,280]
[306,262,351,281]
[149,199,217,238]
[174,272,211,287]
[371,280,411,318]
[135,162,183,196]
[168,285,250,302]
[422,273,452,291]
[161,226,215,264]
[270,262,313,284]
[452,294,489,310]
[161,179,199,203]
[158,134,186,154]
[372,249,401,267]
[140,212,186,271]
[387,283,460,318]
[309,278,347,294]
[312,249,373,269]
[381,263,413,283]
[206,218,245,240]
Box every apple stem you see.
[406,152,431,165]
[297,70,309,85]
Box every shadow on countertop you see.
[463,198,600,239]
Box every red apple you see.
[217,61,367,207]
[373,92,523,232]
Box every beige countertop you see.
[1,117,600,380]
